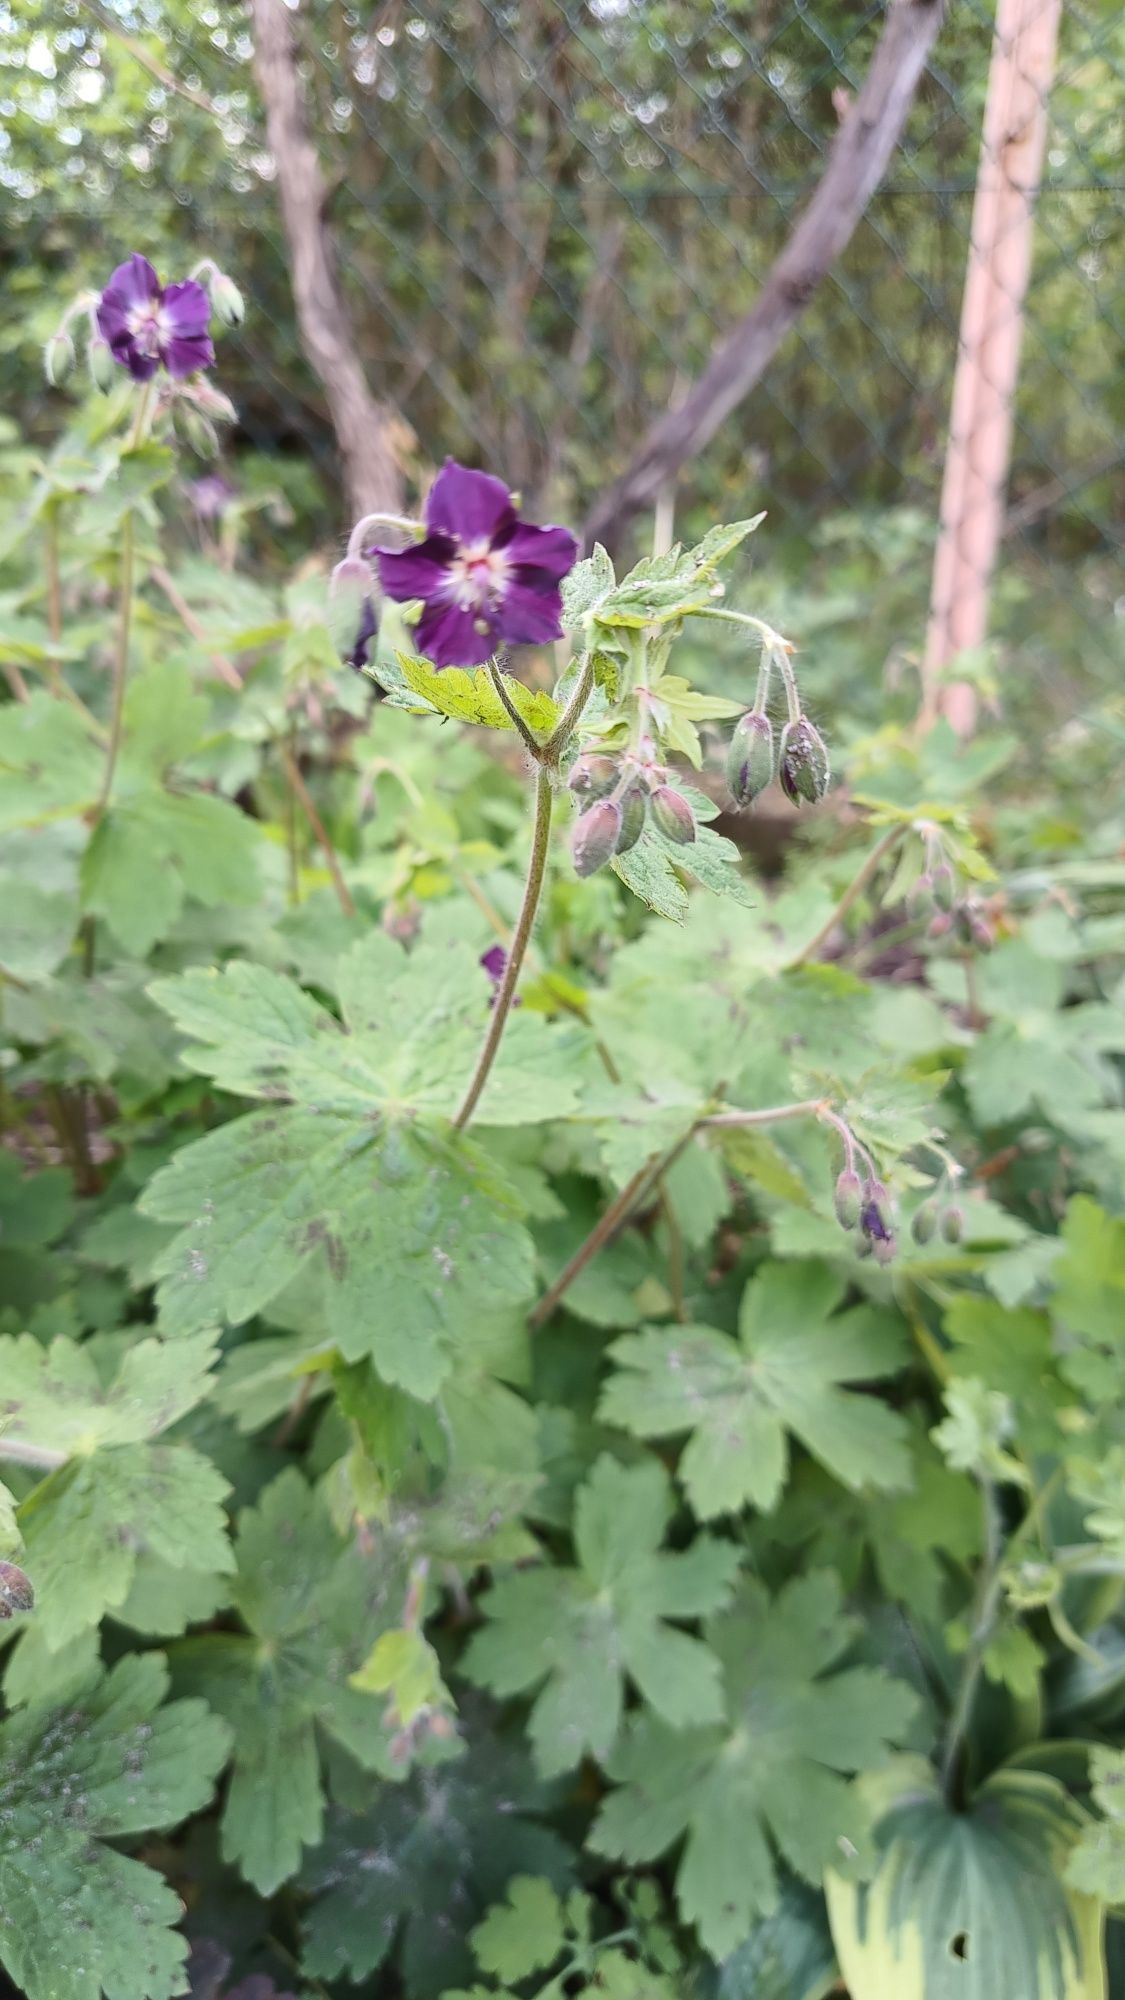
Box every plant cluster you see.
[0,259,1123,2000]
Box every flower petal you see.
[161,332,216,378]
[99,253,161,320]
[415,598,496,670]
[376,534,456,604]
[497,521,579,586]
[494,579,565,647]
[348,597,378,670]
[160,278,213,337]
[425,460,514,544]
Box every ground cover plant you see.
[0,259,1124,2000]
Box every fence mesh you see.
[7,0,1123,722]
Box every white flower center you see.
[126,300,172,358]
[444,539,510,614]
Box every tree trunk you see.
[250,0,403,520]
[582,0,946,556]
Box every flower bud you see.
[650,785,696,846]
[778,717,830,806]
[940,1203,964,1244]
[859,1178,895,1253]
[88,336,117,393]
[911,1202,937,1245]
[0,1562,34,1620]
[834,1168,863,1230]
[329,555,375,656]
[209,270,245,327]
[953,905,975,947]
[44,331,75,387]
[172,404,220,460]
[614,784,648,855]
[932,862,956,913]
[726,710,774,808]
[871,1230,897,1267]
[568,755,618,799]
[927,912,953,940]
[970,915,994,954]
[573,799,621,877]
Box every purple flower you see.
[97,253,215,382]
[374,460,578,670]
[480,944,520,1008]
[188,473,235,520]
[348,596,378,672]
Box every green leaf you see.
[612,819,753,921]
[173,1468,413,1894]
[0,1328,220,1454]
[716,1876,838,2000]
[600,1263,910,1519]
[562,545,616,627]
[142,939,585,1395]
[1067,1748,1125,1905]
[471,1876,567,1984]
[0,872,78,980]
[82,790,261,957]
[592,1573,917,1959]
[0,692,101,830]
[0,1652,229,2000]
[465,1454,739,1775]
[389,653,561,736]
[0,1480,18,1556]
[18,1443,233,1650]
[826,1758,1105,2000]
[299,1705,573,1993]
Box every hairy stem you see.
[95,384,156,821]
[280,742,356,918]
[786,824,906,969]
[453,765,553,1131]
[530,1096,829,1328]
[488,659,543,759]
[544,652,593,760]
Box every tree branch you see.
[582,0,946,554]
[250,0,404,519]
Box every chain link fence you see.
[8,0,1123,725]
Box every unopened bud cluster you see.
[912,1192,965,1245]
[568,743,697,878]
[725,643,828,811]
[911,827,995,953]
[0,1561,34,1621]
[834,1164,897,1264]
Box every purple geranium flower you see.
[97,254,215,382]
[374,460,578,670]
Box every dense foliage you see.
[1,292,1124,2000]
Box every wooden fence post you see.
[921,0,1062,735]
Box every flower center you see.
[126,299,171,359]
[445,539,510,615]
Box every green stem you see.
[543,652,593,761]
[94,384,155,821]
[530,1096,826,1329]
[786,824,907,969]
[941,1478,1003,1805]
[44,506,64,696]
[452,766,553,1132]
[488,659,542,759]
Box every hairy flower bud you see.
[911,1202,938,1245]
[970,915,995,954]
[172,404,219,460]
[573,799,621,877]
[940,1203,965,1244]
[329,555,374,657]
[834,1168,863,1230]
[650,785,696,846]
[932,862,956,913]
[726,710,774,808]
[927,911,953,940]
[614,784,648,855]
[568,755,618,800]
[44,331,75,387]
[859,1178,895,1263]
[88,335,117,393]
[0,1562,34,1620]
[209,270,245,327]
[778,716,830,806]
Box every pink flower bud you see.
[650,785,696,846]
[573,799,621,877]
